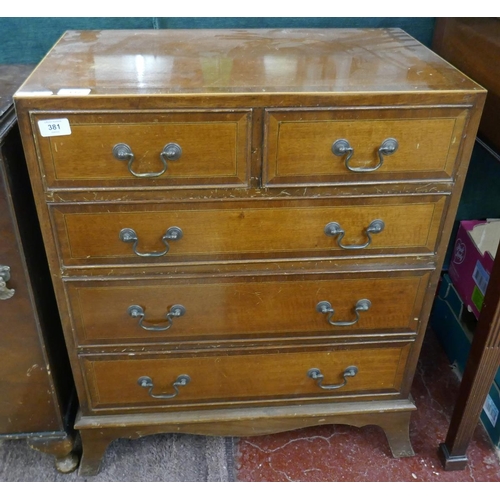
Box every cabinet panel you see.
[52,196,446,267]
[82,342,411,410]
[264,107,468,186]
[66,271,430,345]
[32,110,251,189]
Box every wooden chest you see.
[14,29,485,475]
[0,65,78,472]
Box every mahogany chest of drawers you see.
[14,29,485,475]
[0,65,77,472]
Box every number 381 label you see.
[38,118,72,137]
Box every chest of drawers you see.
[14,28,485,475]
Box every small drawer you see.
[264,107,468,186]
[65,271,430,345]
[31,110,251,189]
[52,195,446,267]
[81,342,411,411]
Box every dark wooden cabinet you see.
[433,18,500,154]
[432,17,500,470]
[0,65,78,472]
[14,29,485,476]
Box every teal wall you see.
[0,18,155,64]
[0,17,435,65]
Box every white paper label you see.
[15,90,53,96]
[483,393,499,427]
[473,260,490,296]
[57,88,91,96]
[38,118,71,137]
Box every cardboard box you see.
[448,220,500,319]
[430,274,500,446]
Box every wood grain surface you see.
[82,342,411,409]
[66,272,429,344]
[52,196,446,266]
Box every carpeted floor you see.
[0,434,236,482]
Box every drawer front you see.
[264,108,468,186]
[52,196,446,267]
[81,342,411,410]
[66,272,430,345]
[32,111,251,189]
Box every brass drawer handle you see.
[137,374,191,399]
[316,299,371,327]
[324,219,384,250]
[307,366,358,390]
[119,226,183,257]
[112,142,182,178]
[332,138,398,172]
[0,265,15,300]
[128,304,186,331]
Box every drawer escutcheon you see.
[112,142,182,178]
[137,374,191,400]
[316,299,371,327]
[324,219,385,250]
[307,366,359,390]
[332,138,398,173]
[127,304,186,332]
[0,265,15,300]
[119,226,183,258]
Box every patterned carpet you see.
[0,434,236,482]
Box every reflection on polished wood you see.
[16,29,481,96]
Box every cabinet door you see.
[0,129,63,434]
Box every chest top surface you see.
[15,28,482,97]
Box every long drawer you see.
[80,342,412,411]
[264,107,468,186]
[52,196,446,267]
[31,110,251,189]
[65,271,430,345]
